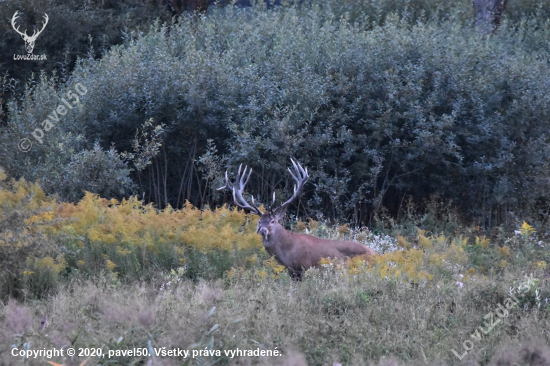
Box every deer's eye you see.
[271,220,275,224]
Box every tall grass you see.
[1,262,549,365]
[1,174,549,365]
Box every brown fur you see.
[219,159,375,280]
[257,213,374,280]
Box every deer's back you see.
[284,232,371,269]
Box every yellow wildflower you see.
[296,220,306,231]
[308,218,319,231]
[106,260,117,270]
[419,234,432,249]
[475,236,490,249]
[397,235,410,249]
[519,221,536,238]
[338,224,349,235]
[498,246,510,257]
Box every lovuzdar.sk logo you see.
[11,11,48,61]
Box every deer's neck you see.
[262,224,294,260]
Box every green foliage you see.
[0,0,173,97]
[51,142,136,202]
[0,172,58,298]
[316,0,550,26]
[119,118,165,172]
[2,1,550,226]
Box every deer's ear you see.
[274,208,286,222]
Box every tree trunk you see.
[473,0,507,33]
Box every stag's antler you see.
[272,159,308,215]
[219,159,308,216]
[218,164,263,215]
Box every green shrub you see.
[0,171,58,299]
[0,0,173,95]
[50,142,136,202]
[2,2,550,227]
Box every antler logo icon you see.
[11,11,49,54]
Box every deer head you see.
[217,158,308,239]
[218,159,372,280]
[11,11,49,54]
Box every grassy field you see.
[1,176,549,365]
[2,250,549,366]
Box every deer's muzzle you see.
[259,227,269,238]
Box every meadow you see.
[1,173,549,365]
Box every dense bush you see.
[0,170,60,298]
[49,142,136,202]
[2,1,550,228]
[313,0,550,26]
[0,0,173,89]
[2,174,548,300]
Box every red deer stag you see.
[218,159,374,280]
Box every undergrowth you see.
[1,175,549,365]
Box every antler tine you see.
[240,165,252,188]
[216,171,232,191]
[290,158,308,179]
[218,163,263,215]
[273,159,309,215]
[237,163,243,184]
[251,196,263,214]
[234,166,263,215]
